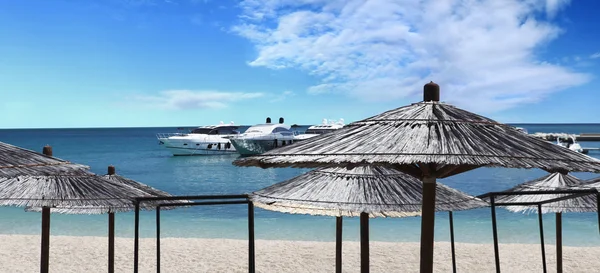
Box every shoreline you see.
[1,234,598,272]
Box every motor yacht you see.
[157,122,240,156]
[294,118,345,141]
[229,117,295,156]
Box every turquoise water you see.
[1,124,600,246]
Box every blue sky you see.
[0,0,599,128]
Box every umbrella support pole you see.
[336,216,343,273]
[490,196,501,273]
[40,206,50,273]
[134,201,140,273]
[156,207,161,273]
[449,211,456,273]
[248,202,255,273]
[537,205,547,273]
[360,212,369,273]
[556,213,562,273]
[597,193,600,235]
[420,176,436,273]
[108,212,115,273]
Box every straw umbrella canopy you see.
[254,165,488,271]
[495,173,596,213]
[234,82,600,273]
[484,172,597,273]
[252,166,487,217]
[0,143,89,176]
[0,160,177,273]
[252,165,488,273]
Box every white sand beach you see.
[0,235,598,273]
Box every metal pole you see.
[248,202,255,273]
[556,213,562,273]
[336,216,343,273]
[40,206,51,273]
[134,201,140,273]
[490,196,501,273]
[108,212,115,273]
[537,204,547,273]
[156,207,161,273]
[449,211,456,273]
[360,212,369,273]
[420,176,437,273]
[597,193,600,235]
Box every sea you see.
[1,124,600,246]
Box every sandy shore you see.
[0,235,598,272]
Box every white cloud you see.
[133,90,264,110]
[269,90,295,102]
[591,52,600,59]
[545,0,571,18]
[233,0,590,113]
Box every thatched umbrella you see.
[251,165,488,273]
[234,82,600,273]
[0,143,90,176]
[483,172,598,273]
[0,161,175,273]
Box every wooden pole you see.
[556,213,562,273]
[420,176,437,273]
[40,146,52,273]
[134,201,140,273]
[107,166,116,273]
[248,202,255,273]
[156,207,161,273]
[108,212,115,273]
[537,205,547,273]
[490,196,501,273]
[449,211,457,273]
[360,212,369,273]
[42,145,53,157]
[40,207,51,273]
[336,216,343,273]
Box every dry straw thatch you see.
[491,173,596,213]
[233,101,600,174]
[20,168,179,214]
[0,142,89,177]
[0,173,167,212]
[233,82,600,273]
[251,166,488,217]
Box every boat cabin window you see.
[272,127,291,133]
[190,126,239,135]
[305,128,336,135]
[190,128,213,134]
[211,126,239,135]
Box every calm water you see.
[1,124,600,246]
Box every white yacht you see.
[157,122,240,156]
[294,118,345,141]
[556,135,585,153]
[229,117,295,156]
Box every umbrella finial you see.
[108,165,116,175]
[42,145,53,156]
[424,81,440,102]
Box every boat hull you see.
[164,146,237,156]
[158,137,237,156]
[230,138,294,156]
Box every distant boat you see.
[294,118,345,141]
[157,122,240,156]
[514,127,528,134]
[556,135,585,154]
[229,117,295,156]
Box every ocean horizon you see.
[1,123,600,246]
